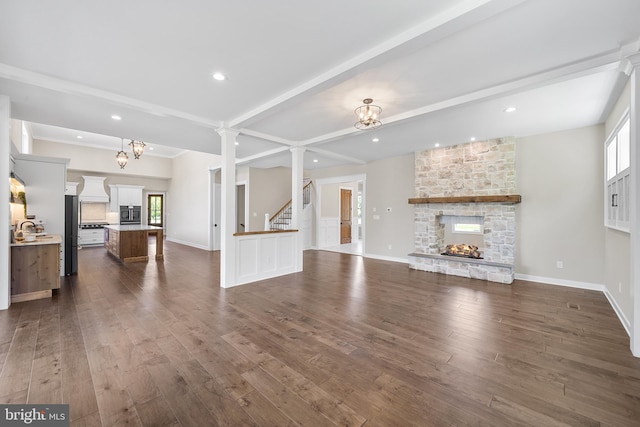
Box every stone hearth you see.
[408,138,517,284]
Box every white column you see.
[629,57,640,357]
[218,128,238,288]
[290,147,305,272]
[0,96,11,310]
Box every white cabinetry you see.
[79,228,105,246]
[109,185,144,211]
[65,182,79,195]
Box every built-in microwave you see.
[120,205,141,225]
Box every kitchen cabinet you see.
[104,227,120,257]
[109,184,144,211]
[14,154,66,277]
[11,236,62,302]
[79,228,105,246]
[65,181,79,195]
[104,225,163,263]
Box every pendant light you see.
[354,98,382,130]
[129,139,146,159]
[116,138,128,169]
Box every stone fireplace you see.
[408,138,519,284]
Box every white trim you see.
[515,273,631,338]
[315,174,367,254]
[604,289,631,336]
[166,237,210,251]
[363,253,409,264]
[515,273,605,291]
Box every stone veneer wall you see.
[410,138,517,284]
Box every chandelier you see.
[354,98,382,129]
[116,138,129,169]
[129,139,146,159]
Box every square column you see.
[218,128,238,288]
[290,147,305,272]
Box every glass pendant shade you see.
[116,138,128,169]
[129,139,146,159]
[354,98,382,130]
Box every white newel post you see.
[218,128,238,288]
[629,55,640,357]
[291,147,305,272]
[0,96,10,310]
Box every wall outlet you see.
[556,261,563,269]
[373,214,380,220]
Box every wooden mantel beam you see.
[408,195,522,204]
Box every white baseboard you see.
[603,289,631,336]
[515,273,605,291]
[515,273,631,337]
[165,237,210,251]
[363,253,409,264]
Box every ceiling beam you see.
[298,49,624,148]
[238,128,296,146]
[228,0,527,130]
[235,146,291,166]
[0,63,221,129]
[305,147,366,165]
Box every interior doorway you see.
[340,188,352,244]
[147,194,164,227]
[315,174,365,256]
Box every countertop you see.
[11,234,62,247]
[104,224,163,232]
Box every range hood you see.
[79,176,109,203]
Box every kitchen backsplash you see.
[81,203,108,222]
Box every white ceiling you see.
[1,0,639,170]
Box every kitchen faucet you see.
[20,220,36,231]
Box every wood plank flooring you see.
[1,241,639,426]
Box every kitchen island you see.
[10,234,62,302]
[104,225,163,263]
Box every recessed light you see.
[77,135,83,139]
[234,141,239,146]
[435,143,440,148]
[470,137,476,141]
[504,106,517,113]
[111,115,122,121]
[313,159,318,163]
[372,138,379,143]
[212,72,226,81]
[148,147,154,151]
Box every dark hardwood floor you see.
[1,240,639,426]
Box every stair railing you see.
[269,181,312,230]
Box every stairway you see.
[269,180,312,230]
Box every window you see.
[452,223,483,234]
[605,114,630,232]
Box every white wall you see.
[167,150,221,249]
[516,125,605,286]
[309,154,415,261]
[33,139,173,179]
[248,167,291,231]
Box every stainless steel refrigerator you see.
[65,195,78,275]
